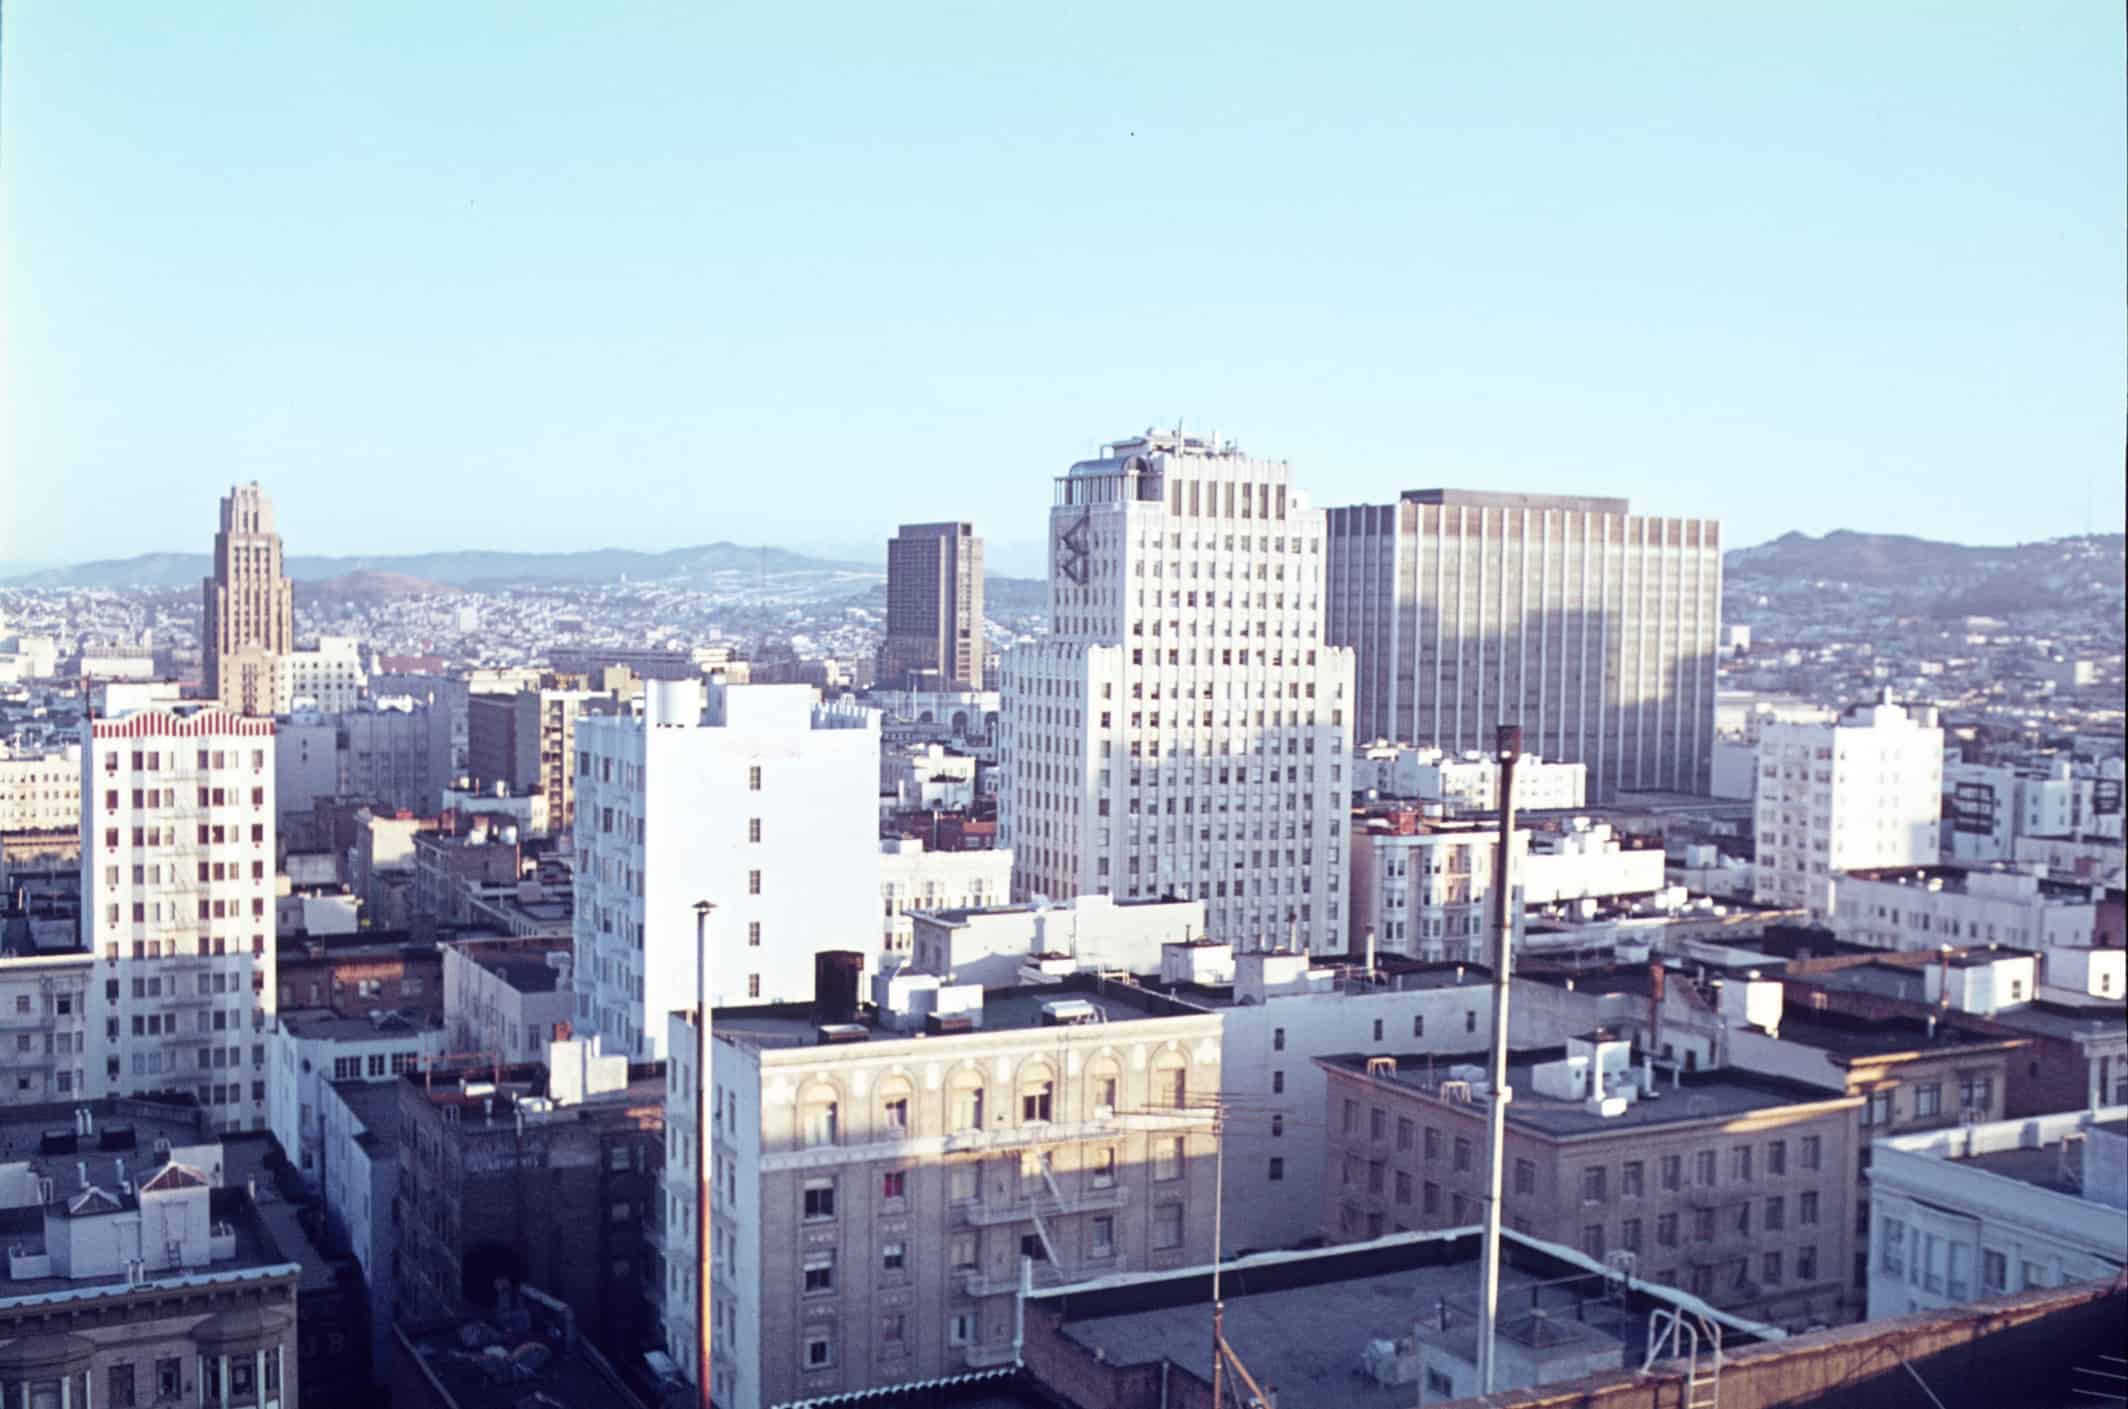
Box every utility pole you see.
[1475,724,1521,1396]
[1210,1104,1225,1409]
[694,900,716,1408]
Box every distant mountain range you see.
[1727,530,2124,618]
[5,543,874,590]
[12,530,2119,622]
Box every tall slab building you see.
[877,521,985,690]
[201,482,295,715]
[1325,490,1720,799]
[999,430,1356,955]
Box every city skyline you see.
[6,5,2123,566]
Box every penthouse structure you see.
[1320,1033,1863,1327]
[1325,490,1720,799]
[999,430,1356,954]
[572,679,877,1058]
[663,961,1221,1409]
[201,483,295,716]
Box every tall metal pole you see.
[1475,725,1521,1396]
[1210,1109,1225,1409]
[694,900,716,1408]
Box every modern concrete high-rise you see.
[1753,696,1944,918]
[571,678,878,1059]
[201,482,295,716]
[1324,490,1721,799]
[79,706,280,1130]
[998,430,1357,954]
[878,521,984,690]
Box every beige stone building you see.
[201,483,294,717]
[1319,1031,1864,1328]
[663,965,1222,1409]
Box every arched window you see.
[948,1067,986,1133]
[1150,1050,1188,1110]
[799,1082,840,1148]
[1085,1056,1122,1118]
[1018,1061,1056,1124]
[877,1075,914,1137]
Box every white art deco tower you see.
[999,430,1356,955]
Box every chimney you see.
[1647,962,1665,1058]
[814,951,864,1026]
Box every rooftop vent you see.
[816,1023,870,1046]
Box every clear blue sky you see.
[5,2,2122,573]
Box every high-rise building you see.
[878,521,984,690]
[998,430,1356,954]
[201,482,295,716]
[79,706,279,1129]
[572,678,878,1059]
[1324,490,1720,799]
[467,685,612,834]
[1754,696,1943,918]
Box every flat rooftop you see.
[714,978,1210,1050]
[1323,1048,1851,1138]
[221,1134,342,1295]
[398,1318,646,1409]
[278,1006,440,1042]
[1773,1013,2020,1062]
[1400,488,1632,515]
[0,1186,296,1302]
[921,894,1190,927]
[1168,960,1497,1010]
[1046,1228,1774,1409]
[0,1097,214,1191]
[1843,864,2097,903]
[328,1080,405,1155]
[1955,1141,2085,1197]
[1975,1000,2128,1045]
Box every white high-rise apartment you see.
[998,431,1356,954]
[1325,491,1721,798]
[0,744,82,831]
[80,707,279,1129]
[572,678,877,1058]
[1754,696,1944,918]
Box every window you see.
[803,1178,836,1221]
[1424,1181,1441,1214]
[1880,1217,1906,1274]
[748,869,762,895]
[1424,1127,1442,1162]
[881,1169,907,1202]
[1342,1099,1358,1133]
[1661,1154,1682,1191]
[1622,1217,1643,1252]
[1583,1224,1605,1258]
[1914,1082,1941,1118]
[1767,1139,1787,1176]
[1155,1136,1184,1181]
[1271,1070,1284,1094]
[1514,1158,1536,1196]
[801,1093,839,1148]
[747,921,761,947]
[1153,1202,1185,1249]
[1696,1150,1717,1186]
[1800,1190,1820,1226]
[747,817,762,843]
[802,1250,836,1294]
[947,1311,978,1346]
[1090,1147,1118,1189]
[1797,1244,1818,1281]
[880,1311,907,1351]
[950,1074,985,1132]
[157,1361,182,1400]
[1370,1107,1387,1141]
[1269,1157,1285,1182]
[1397,1117,1414,1151]
[1583,1166,1607,1202]
[747,974,761,999]
[1983,1248,2008,1294]
[748,765,762,791]
[1657,1213,1679,1247]
[1730,1145,1753,1181]
[949,1233,978,1270]
[1694,1208,1715,1242]
[1863,1090,1893,1128]
[881,1241,907,1277]
[883,1095,910,1133]
[1762,1251,1783,1285]
[1453,1137,1472,1172]
[1091,1215,1116,1257]
[1273,1027,1285,1052]
[1622,1160,1644,1198]
[1021,1077,1055,1123]
[1765,1196,1786,1231]
[802,1323,835,1367]
[1960,1073,1993,1111]
[1801,1135,1822,1171]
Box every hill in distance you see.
[8,542,875,590]
[1727,530,2123,618]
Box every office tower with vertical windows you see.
[80,706,279,1129]
[998,431,1356,955]
[1324,490,1720,799]
[201,482,295,716]
[878,522,985,691]
[571,678,878,1059]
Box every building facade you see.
[0,746,82,833]
[879,521,985,691]
[876,838,1013,961]
[573,679,878,1058]
[1754,698,1944,918]
[80,709,279,1130]
[201,483,295,716]
[1832,865,2102,953]
[1325,490,1721,799]
[1349,815,1526,962]
[663,976,1222,1409]
[999,430,1357,954]
[1320,1036,1863,1328]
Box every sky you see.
[4,3,2122,574]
